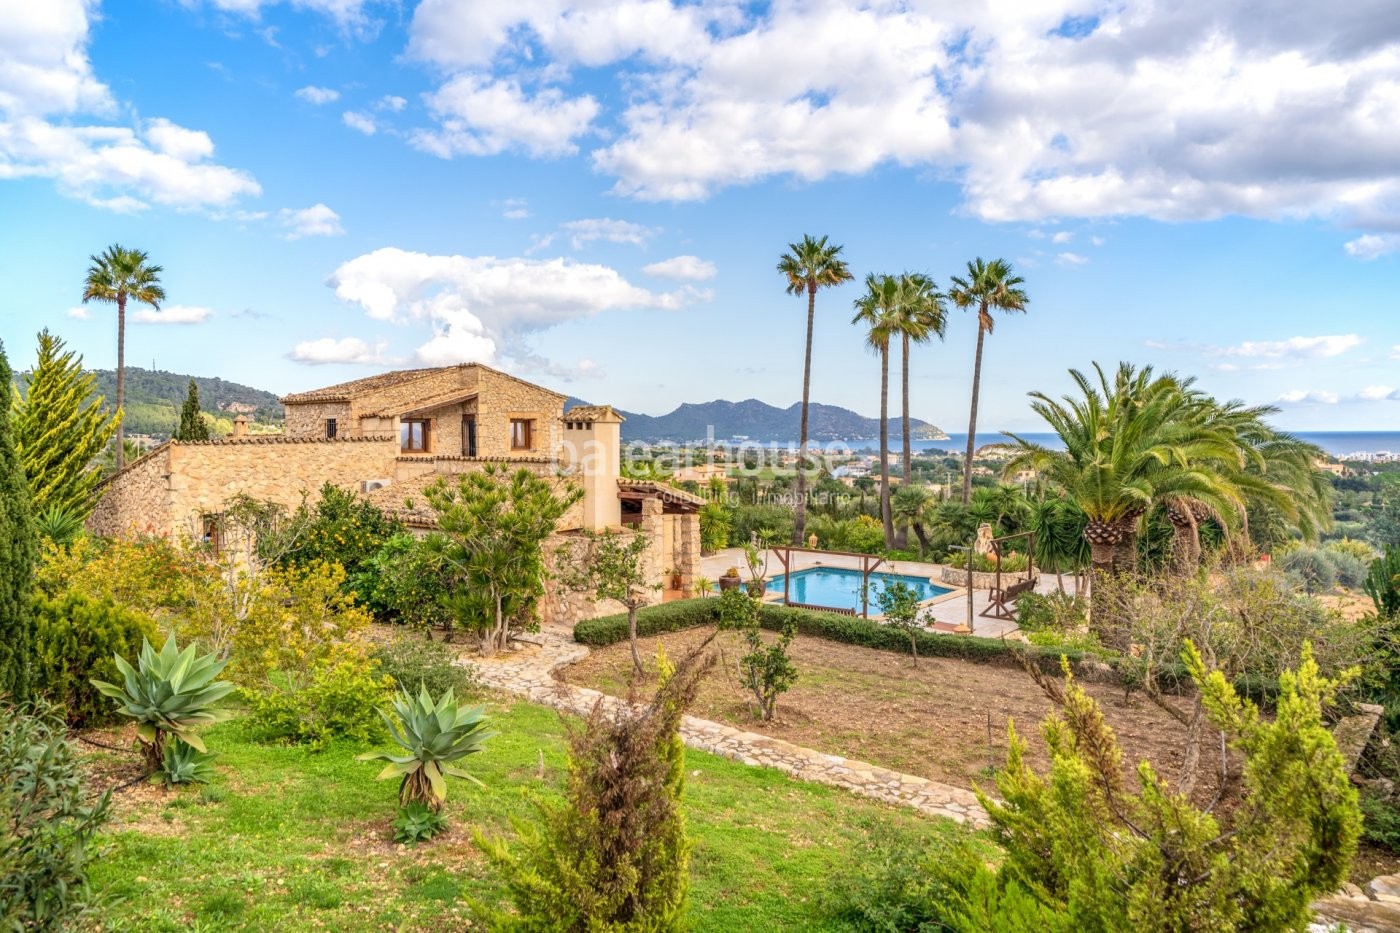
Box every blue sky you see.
[3,0,1400,432]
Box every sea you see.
[732,432,1400,459]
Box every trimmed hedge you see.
[573,598,1085,668]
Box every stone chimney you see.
[232,415,250,438]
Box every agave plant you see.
[162,738,218,785]
[392,801,448,844]
[358,687,495,811]
[92,638,237,774]
[35,504,86,546]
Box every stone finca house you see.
[89,363,703,615]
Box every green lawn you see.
[88,696,969,931]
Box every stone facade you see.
[92,364,699,606]
[89,436,399,539]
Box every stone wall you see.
[285,401,351,439]
[475,367,564,459]
[91,436,401,540]
[87,446,175,538]
[939,566,1032,589]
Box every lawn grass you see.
[88,696,971,931]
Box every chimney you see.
[232,415,250,438]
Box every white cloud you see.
[342,111,377,135]
[0,1,260,212]
[1277,390,1340,405]
[412,75,598,158]
[278,203,345,239]
[1056,251,1088,266]
[325,246,696,366]
[376,94,406,111]
[65,306,87,320]
[501,197,529,219]
[399,0,1400,231]
[289,336,391,365]
[643,255,717,281]
[295,85,340,105]
[190,0,376,28]
[1090,235,1106,246]
[1050,231,1073,244]
[1218,334,1363,361]
[1345,234,1400,260]
[131,305,214,325]
[560,218,656,250]
[1393,344,1400,360]
[1357,385,1398,401]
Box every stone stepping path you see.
[458,628,987,827]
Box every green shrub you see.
[822,827,961,931]
[1360,790,1400,854]
[278,483,404,612]
[946,550,1029,572]
[1014,591,1087,633]
[362,533,453,630]
[575,599,1086,670]
[1,701,111,929]
[32,591,157,728]
[248,656,393,751]
[1279,546,1339,592]
[371,637,480,698]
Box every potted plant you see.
[718,567,742,592]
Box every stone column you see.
[640,498,665,588]
[677,512,700,590]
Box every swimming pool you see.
[764,567,952,613]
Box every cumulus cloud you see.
[0,1,260,212]
[1345,234,1400,260]
[65,306,88,320]
[324,246,695,366]
[376,94,406,111]
[295,85,340,105]
[191,0,377,28]
[412,75,598,158]
[1050,231,1073,244]
[132,305,214,325]
[501,197,529,219]
[342,110,377,134]
[1357,385,1400,401]
[643,255,717,281]
[398,0,1400,232]
[560,218,656,250]
[1217,334,1363,361]
[278,203,345,239]
[289,336,392,365]
[1056,251,1088,266]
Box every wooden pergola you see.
[768,546,886,618]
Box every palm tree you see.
[891,485,937,556]
[948,258,1028,504]
[1003,363,1244,641]
[83,245,165,471]
[890,273,947,548]
[852,274,900,548]
[778,234,853,546]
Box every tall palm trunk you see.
[961,319,987,504]
[793,284,816,546]
[115,293,126,471]
[896,332,911,549]
[1083,519,1129,650]
[879,345,893,549]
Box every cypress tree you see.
[175,379,210,442]
[12,330,118,518]
[0,340,37,701]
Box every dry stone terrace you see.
[459,625,989,827]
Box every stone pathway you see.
[460,627,988,827]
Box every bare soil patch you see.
[564,627,1232,801]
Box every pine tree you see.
[0,340,37,701]
[175,379,210,442]
[12,330,118,519]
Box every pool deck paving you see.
[700,547,1079,641]
[460,625,989,828]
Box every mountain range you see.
[567,397,946,443]
[28,367,944,444]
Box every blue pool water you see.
[765,567,951,612]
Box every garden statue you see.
[973,523,999,564]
